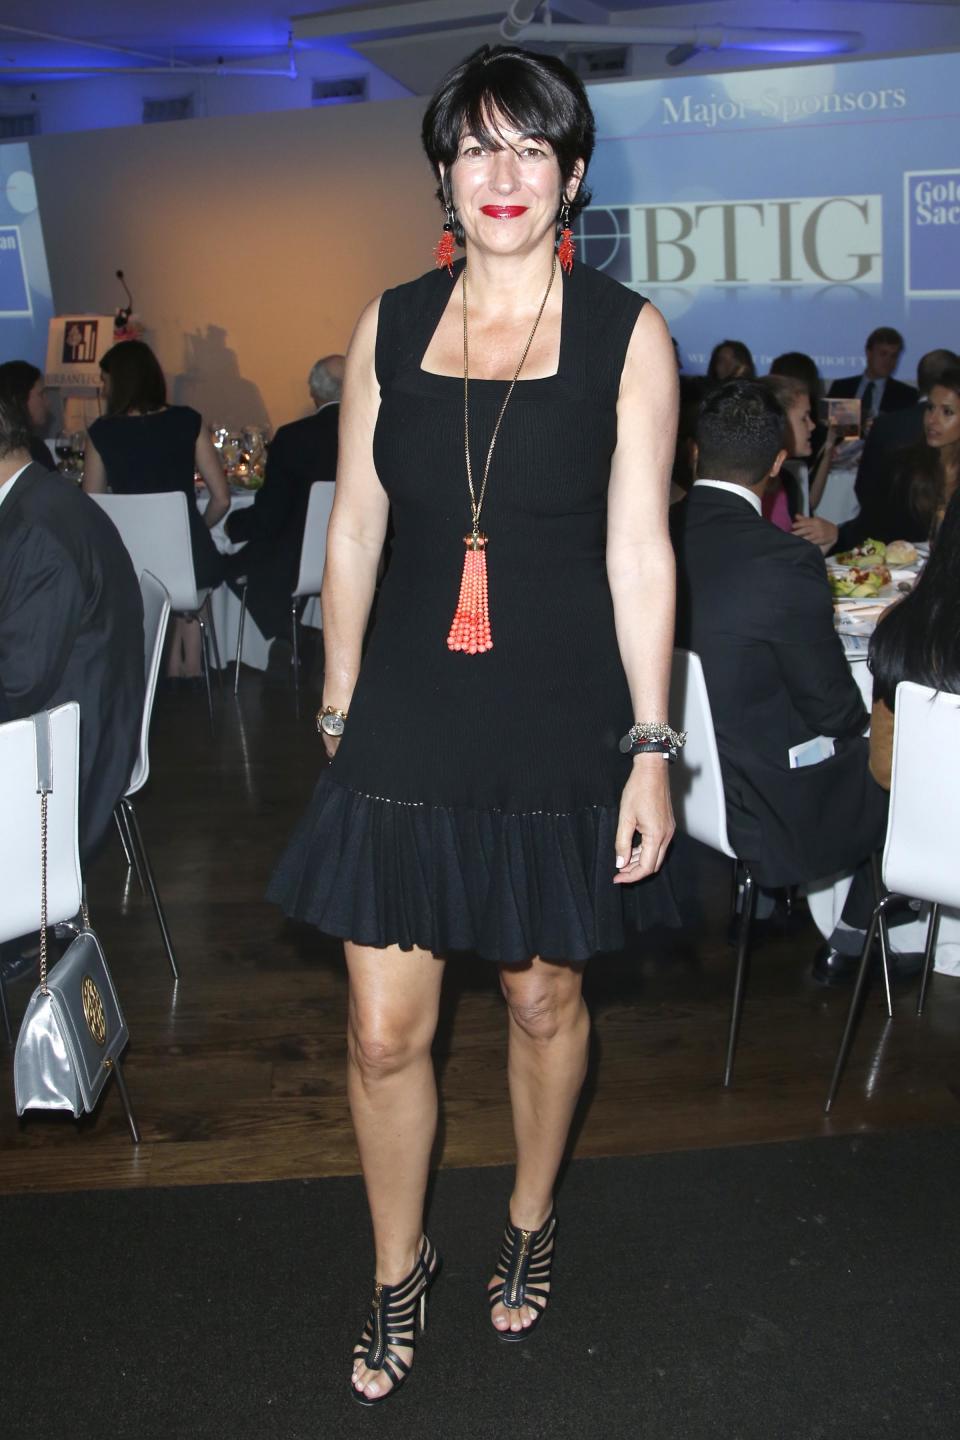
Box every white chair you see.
[669,649,757,1087]
[113,571,179,979]
[825,682,960,1111]
[0,703,83,1048]
[91,492,223,727]
[233,482,336,694]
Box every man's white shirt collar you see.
[0,461,30,514]
[693,478,762,516]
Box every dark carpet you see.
[3,1131,958,1440]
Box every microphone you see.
[115,269,134,327]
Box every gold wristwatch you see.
[317,705,348,738]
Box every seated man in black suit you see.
[828,325,918,420]
[795,348,959,554]
[672,381,892,982]
[0,391,144,977]
[224,354,344,647]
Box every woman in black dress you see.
[83,340,229,680]
[269,46,680,1404]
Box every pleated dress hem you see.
[267,774,681,966]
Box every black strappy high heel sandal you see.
[350,1234,441,1407]
[488,1209,557,1342]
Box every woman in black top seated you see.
[83,340,230,680]
[868,487,960,788]
[878,367,960,543]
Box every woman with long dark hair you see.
[707,338,755,382]
[83,340,229,680]
[268,44,680,1404]
[879,367,960,542]
[868,487,960,786]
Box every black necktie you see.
[862,380,876,419]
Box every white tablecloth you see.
[201,490,321,671]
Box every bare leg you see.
[180,617,204,677]
[346,940,445,1401]
[489,957,589,1335]
[165,618,185,677]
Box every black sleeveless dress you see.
[268,259,679,963]
[88,406,225,590]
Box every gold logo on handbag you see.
[81,975,107,1046]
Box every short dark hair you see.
[0,359,43,412]
[917,348,959,395]
[421,45,594,243]
[0,391,32,460]
[707,339,755,382]
[866,326,904,352]
[695,380,787,485]
[99,339,166,416]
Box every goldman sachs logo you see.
[575,195,883,287]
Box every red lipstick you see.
[480,205,528,218]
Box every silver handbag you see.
[13,712,131,1122]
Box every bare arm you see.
[606,302,679,881]
[807,423,839,511]
[195,425,230,528]
[82,435,107,493]
[320,297,390,757]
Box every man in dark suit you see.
[0,391,144,972]
[828,326,917,419]
[672,381,890,981]
[224,354,343,644]
[794,348,958,554]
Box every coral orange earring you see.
[434,206,456,276]
[557,201,575,275]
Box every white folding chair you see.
[233,481,335,694]
[669,649,757,1087]
[0,703,83,1048]
[825,682,960,1111]
[91,492,223,727]
[113,571,179,980]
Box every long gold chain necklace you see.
[446,255,557,654]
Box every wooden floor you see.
[2,660,959,1195]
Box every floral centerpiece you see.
[211,426,268,488]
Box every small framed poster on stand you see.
[45,314,115,431]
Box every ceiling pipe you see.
[499,13,863,57]
[501,0,543,42]
[0,22,190,67]
[0,63,298,78]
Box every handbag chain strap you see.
[38,787,49,996]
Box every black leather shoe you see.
[812,941,925,987]
[812,943,861,986]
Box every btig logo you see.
[904,170,960,298]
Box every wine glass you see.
[55,430,72,472]
[70,431,86,478]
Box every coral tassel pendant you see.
[557,227,575,275]
[446,533,493,654]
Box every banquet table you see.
[804,545,960,975]
[200,488,321,672]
